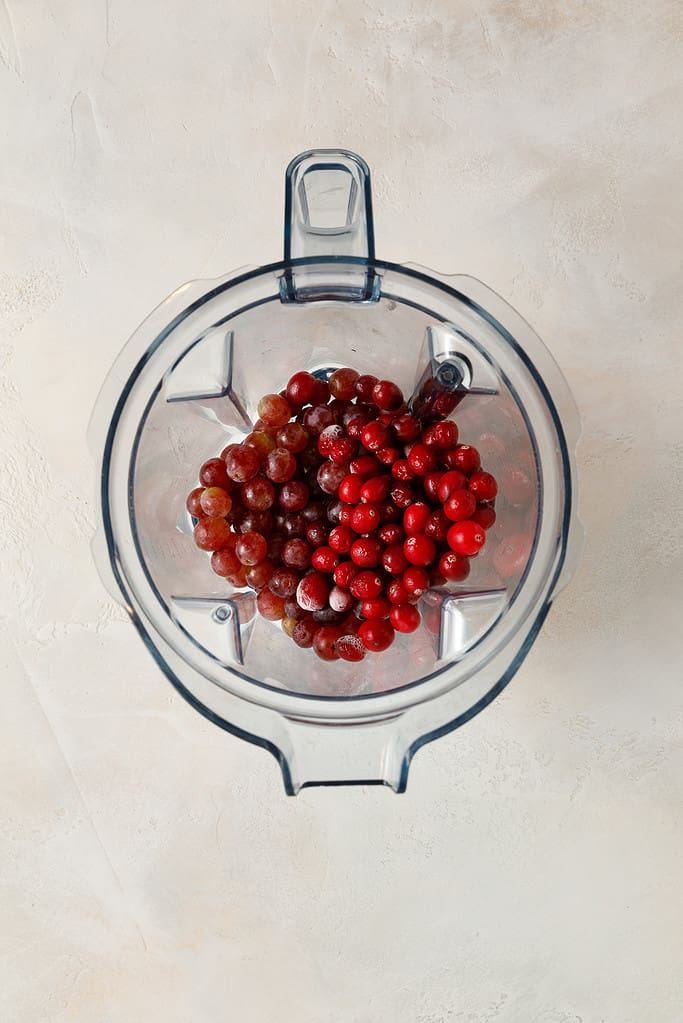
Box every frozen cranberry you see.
[390,604,421,633]
[391,413,421,442]
[422,472,444,504]
[439,551,470,581]
[333,561,358,588]
[328,524,355,554]
[350,570,384,600]
[296,572,331,611]
[210,547,240,577]
[350,537,382,567]
[403,502,431,535]
[329,367,360,400]
[256,588,286,621]
[437,470,467,503]
[264,448,297,483]
[346,415,371,439]
[472,505,497,530]
[317,425,344,456]
[282,538,312,569]
[303,404,336,436]
[336,634,366,661]
[468,470,498,502]
[276,422,309,453]
[422,420,458,449]
[382,543,409,576]
[186,487,205,519]
[305,522,329,547]
[425,509,449,542]
[360,475,391,504]
[407,443,438,476]
[447,444,480,475]
[378,523,404,545]
[199,486,232,518]
[403,566,430,596]
[350,504,380,533]
[390,482,415,509]
[372,379,403,411]
[313,625,343,661]
[225,446,262,483]
[268,567,300,598]
[392,459,415,481]
[361,420,391,451]
[311,546,340,573]
[358,618,395,652]
[447,520,486,556]
[444,489,477,522]
[329,585,355,614]
[194,517,233,551]
[350,454,383,478]
[361,596,391,620]
[292,616,316,648]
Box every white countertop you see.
[2,2,682,1020]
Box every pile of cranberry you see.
[185,368,497,663]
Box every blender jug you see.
[89,150,582,793]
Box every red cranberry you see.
[472,505,497,530]
[390,604,421,633]
[382,543,409,576]
[390,482,415,509]
[328,524,355,554]
[351,504,381,533]
[387,579,417,605]
[437,470,467,503]
[425,509,449,542]
[468,471,498,502]
[403,566,430,596]
[407,443,438,476]
[311,546,341,573]
[422,471,444,503]
[317,424,344,456]
[336,634,366,661]
[378,523,404,545]
[445,444,480,474]
[404,534,436,567]
[350,571,384,600]
[338,475,363,503]
[422,420,458,449]
[439,551,470,581]
[361,596,391,620]
[333,561,358,588]
[444,489,477,522]
[329,438,357,465]
[350,454,383,478]
[447,521,486,556]
[392,459,415,481]
[361,420,391,452]
[350,537,382,567]
[360,475,391,503]
[391,413,421,442]
[403,502,431,535]
[375,446,400,466]
[358,618,394,652]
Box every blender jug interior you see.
[92,150,580,790]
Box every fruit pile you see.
[186,368,497,662]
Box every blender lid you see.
[90,149,582,793]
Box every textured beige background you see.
[1,1,682,1020]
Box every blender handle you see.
[284,149,375,262]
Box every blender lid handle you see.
[284,149,375,262]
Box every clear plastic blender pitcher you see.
[89,150,582,793]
